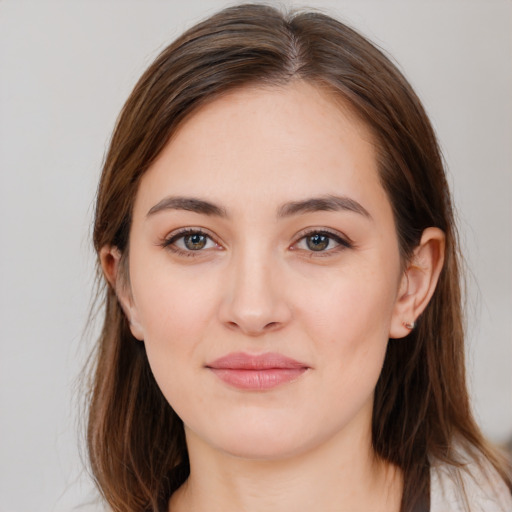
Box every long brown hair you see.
[87,4,511,511]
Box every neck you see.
[169,419,402,512]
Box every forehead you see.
[133,81,389,221]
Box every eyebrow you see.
[147,196,227,217]
[277,195,371,219]
[147,194,371,220]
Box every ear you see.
[389,227,445,339]
[99,246,145,341]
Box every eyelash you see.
[160,228,219,258]
[293,228,353,258]
[160,228,353,259]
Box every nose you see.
[217,243,292,337]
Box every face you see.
[121,82,406,460]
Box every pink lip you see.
[206,352,309,390]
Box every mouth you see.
[205,352,310,390]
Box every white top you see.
[430,455,512,512]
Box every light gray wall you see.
[0,1,510,510]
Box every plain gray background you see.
[0,1,511,510]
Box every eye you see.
[300,233,334,251]
[161,228,221,257]
[293,229,352,256]
[178,232,211,251]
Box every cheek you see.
[296,263,398,346]
[128,255,216,358]
[132,243,220,321]
[294,264,398,392]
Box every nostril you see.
[263,322,280,331]
[224,320,281,336]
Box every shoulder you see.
[430,451,512,512]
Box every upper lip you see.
[206,352,309,370]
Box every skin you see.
[102,81,445,512]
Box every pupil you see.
[307,234,329,251]
[185,234,206,250]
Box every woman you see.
[87,4,512,511]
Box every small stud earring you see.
[403,321,416,330]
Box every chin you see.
[186,409,332,462]
[214,432,310,461]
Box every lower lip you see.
[209,368,307,390]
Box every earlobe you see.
[389,227,445,339]
[99,245,145,341]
